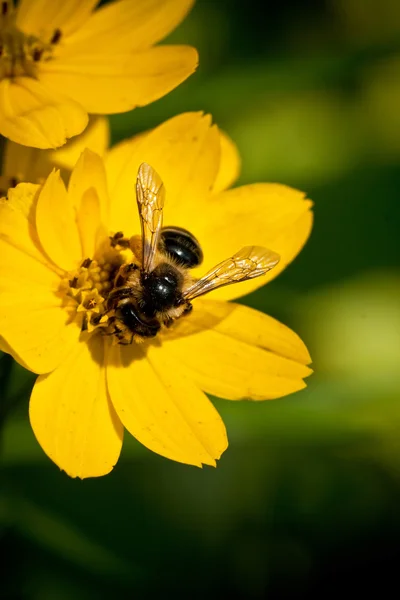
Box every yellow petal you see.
[0,336,31,370]
[0,78,88,149]
[163,306,312,401]
[36,170,82,271]
[105,112,220,233]
[63,0,194,53]
[68,149,110,235]
[0,182,58,277]
[193,184,313,301]
[212,130,241,193]
[16,0,99,39]
[0,185,78,373]
[40,45,198,114]
[166,298,312,365]
[76,188,102,258]
[2,141,53,186]
[0,291,81,374]
[1,120,109,187]
[30,335,123,478]
[49,116,110,172]
[107,343,228,467]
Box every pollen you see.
[0,1,60,79]
[60,238,134,334]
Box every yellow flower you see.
[0,112,313,478]
[0,115,110,193]
[0,0,197,149]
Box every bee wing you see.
[136,162,166,273]
[183,246,280,300]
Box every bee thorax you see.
[141,262,183,316]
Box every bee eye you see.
[160,226,203,268]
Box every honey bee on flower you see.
[105,162,281,344]
[0,113,313,478]
[0,0,197,148]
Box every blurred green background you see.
[2,0,400,597]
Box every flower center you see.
[0,1,61,79]
[60,235,135,336]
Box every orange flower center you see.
[0,1,61,79]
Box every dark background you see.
[2,0,400,597]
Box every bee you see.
[106,163,280,344]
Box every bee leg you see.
[117,332,134,345]
[182,302,193,316]
[163,316,175,328]
[113,263,139,288]
[91,306,113,327]
[100,316,118,337]
[102,330,116,337]
[106,286,135,310]
[107,320,134,345]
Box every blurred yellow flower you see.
[0,0,197,149]
[0,115,110,193]
[0,112,313,478]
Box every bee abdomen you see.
[160,226,203,268]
